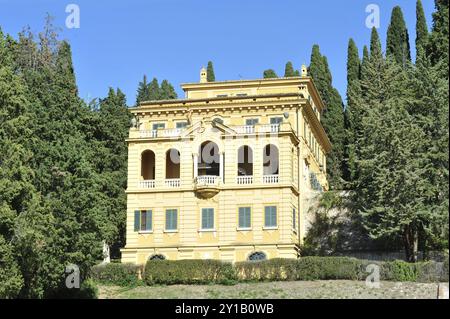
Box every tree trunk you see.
[403,226,419,263]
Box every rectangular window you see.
[165,209,178,231]
[176,122,188,129]
[264,206,277,228]
[238,207,251,229]
[152,123,166,130]
[201,208,214,230]
[134,210,152,232]
[270,117,283,125]
[246,118,259,126]
[236,93,248,97]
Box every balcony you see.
[194,175,221,199]
[139,128,184,139]
[263,175,279,184]
[233,124,280,135]
[236,176,253,185]
[165,178,181,188]
[139,180,155,188]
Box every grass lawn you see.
[98,280,445,299]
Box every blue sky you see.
[0,0,435,105]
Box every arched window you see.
[166,149,180,179]
[141,150,156,180]
[198,141,220,176]
[237,146,253,176]
[263,144,279,175]
[248,251,267,261]
[149,254,166,261]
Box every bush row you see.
[90,263,143,286]
[144,259,236,285]
[90,257,449,286]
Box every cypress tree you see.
[370,27,383,62]
[207,61,215,82]
[427,0,449,70]
[309,45,346,189]
[344,38,361,182]
[386,6,411,67]
[284,61,295,77]
[263,69,278,78]
[416,0,429,58]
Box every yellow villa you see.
[121,66,331,264]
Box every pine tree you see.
[309,45,346,189]
[263,69,278,78]
[148,77,160,100]
[416,0,429,58]
[386,6,411,67]
[207,61,215,82]
[284,61,295,77]
[160,80,178,100]
[136,75,150,105]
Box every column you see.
[193,153,198,179]
[219,152,224,183]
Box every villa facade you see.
[121,66,331,264]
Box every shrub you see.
[235,259,297,282]
[295,257,365,281]
[144,259,236,285]
[91,263,142,286]
[380,260,417,282]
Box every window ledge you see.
[199,229,216,233]
[237,228,252,232]
[164,229,178,233]
[263,227,278,231]
[138,231,153,234]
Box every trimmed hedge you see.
[235,258,298,281]
[144,259,236,285]
[94,256,449,286]
[91,263,142,286]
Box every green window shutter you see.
[146,210,152,231]
[134,210,140,232]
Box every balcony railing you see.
[139,180,156,188]
[263,175,279,184]
[260,124,280,133]
[165,178,181,188]
[195,175,220,186]
[139,128,184,138]
[235,125,255,134]
[236,176,254,185]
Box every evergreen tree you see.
[343,38,361,182]
[309,45,346,189]
[207,61,215,82]
[148,77,160,101]
[136,75,150,105]
[416,0,429,58]
[386,6,411,67]
[159,80,178,100]
[263,69,278,78]
[427,0,449,71]
[284,61,295,77]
